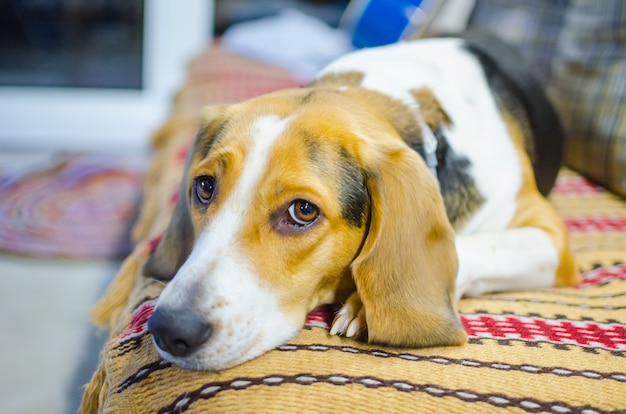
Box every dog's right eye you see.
[287,200,320,226]
[193,176,216,206]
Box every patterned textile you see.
[82,47,626,413]
[0,154,143,259]
[469,0,626,197]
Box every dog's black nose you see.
[147,307,213,357]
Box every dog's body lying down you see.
[144,35,579,371]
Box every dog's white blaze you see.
[156,115,297,370]
[318,38,521,233]
[203,115,291,247]
[455,228,558,299]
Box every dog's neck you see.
[306,79,445,179]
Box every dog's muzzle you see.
[147,307,213,357]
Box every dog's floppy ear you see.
[353,141,467,347]
[142,186,194,281]
[142,142,196,280]
[143,105,228,281]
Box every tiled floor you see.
[0,254,119,414]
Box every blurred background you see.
[0,0,622,413]
[0,1,213,413]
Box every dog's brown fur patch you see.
[411,88,452,129]
[309,71,365,89]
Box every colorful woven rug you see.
[0,154,144,260]
[82,164,626,413]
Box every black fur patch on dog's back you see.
[459,31,565,196]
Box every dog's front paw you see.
[330,292,367,340]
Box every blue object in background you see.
[350,0,425,48]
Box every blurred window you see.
[0,0,144,89]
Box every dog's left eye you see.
[287,200,320,226]
[193,176,215,205]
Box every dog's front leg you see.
[454,228,562,300]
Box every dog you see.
[144,34,579,371]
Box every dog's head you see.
[144,88,466,370]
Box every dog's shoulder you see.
[315,37,562,234]
[315,38,513,233]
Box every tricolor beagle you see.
[145,34,579,371]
